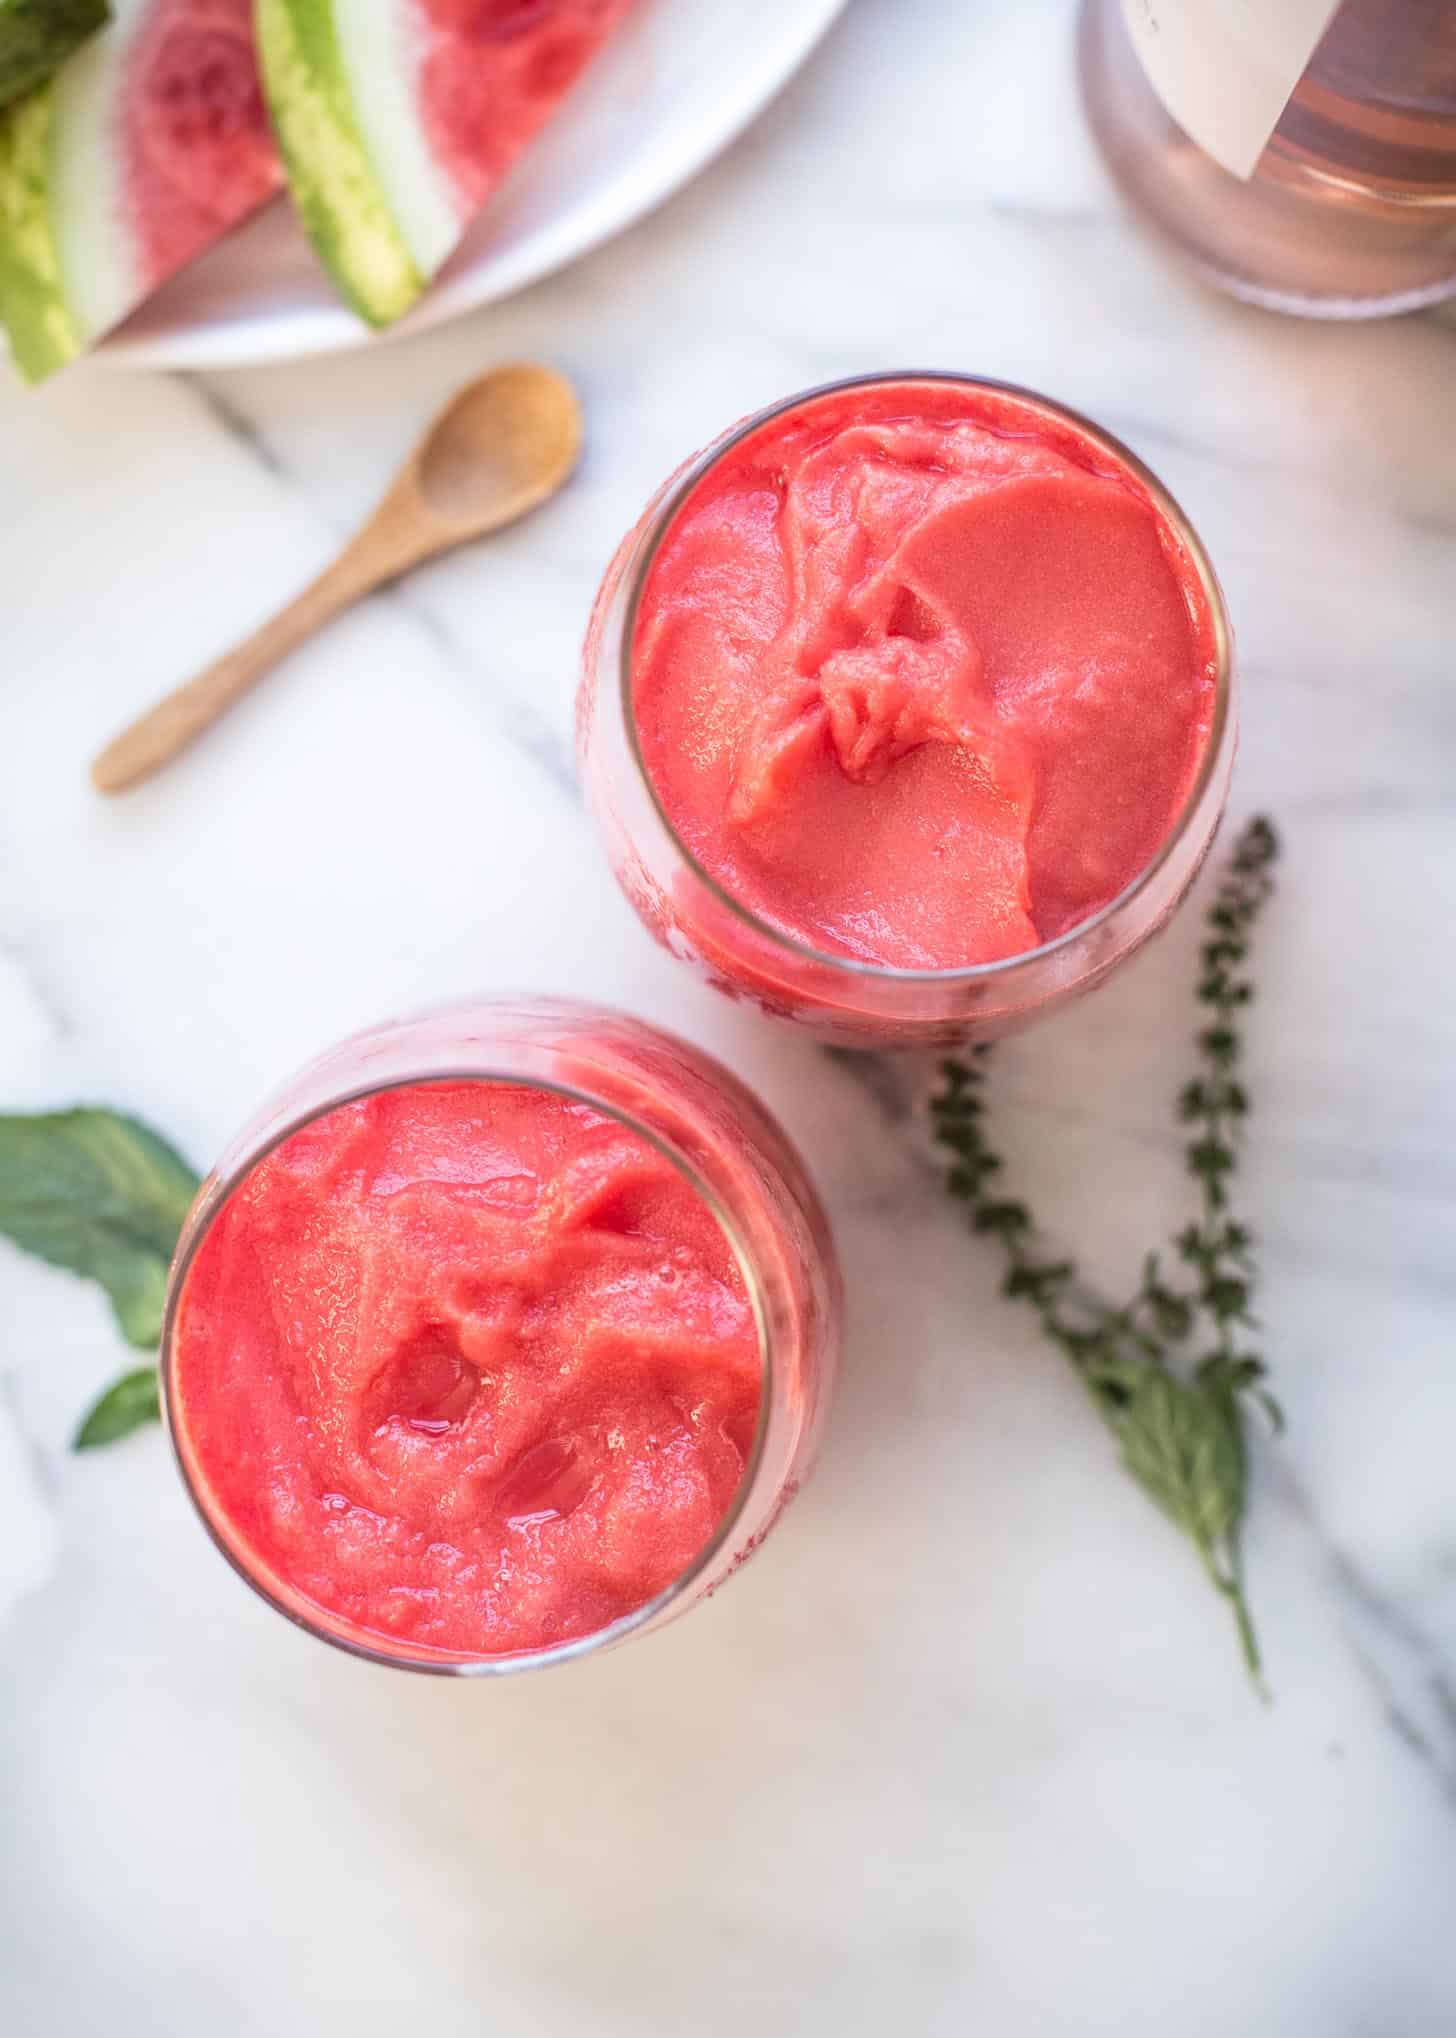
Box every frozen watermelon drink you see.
[163,1002,838,1672]
[579,374,1235,1045]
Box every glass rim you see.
[161,1059,780,1679]
[616,368,1235,987]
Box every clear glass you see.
[578,371,1236,1049]
[1080,0,1456,318]
[161,997,840,1676]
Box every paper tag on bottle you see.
[1119,0,1342,179]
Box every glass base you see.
[1078,0,1456,321]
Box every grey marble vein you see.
[0,934,73,1044]
[821,1045,914,1126]
[1279,1466,1456,1810]
[187,373,291,485]
[384,583,579,801]
[186,373,578,802]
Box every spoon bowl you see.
[414,363,582,529]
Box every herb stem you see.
[929,816,1282,1685]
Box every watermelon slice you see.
[0,0,281,382]
[256,0,639,330]
[0,0,110,110]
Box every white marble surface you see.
[5,2,1456,2031]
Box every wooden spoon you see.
[92,362,584,794]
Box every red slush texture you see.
[173,1081,761,1660]
[122,0,282,290]
[415,0,640,220]
[632,383,1218,972]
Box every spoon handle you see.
[91,545,386,796]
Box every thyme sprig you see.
[930,817,1282,1684]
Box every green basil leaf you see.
[1116,1366,1244,1557]
[0,1109,200,1347]
[73,1366,161,1451]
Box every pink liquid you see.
[171,1079,761,1661]
[1080,0,1456,316]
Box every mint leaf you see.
[0,1109,199,1347]
[74,1366,161,1450]
[1116,1367,1243,1555]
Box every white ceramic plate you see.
[100,0,850,371]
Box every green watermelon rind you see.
[0,0,109,110]
[255,0,424,330]
[0,85,79,381]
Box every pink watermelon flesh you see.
[416,0,640,224]
[123,0,281,292]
